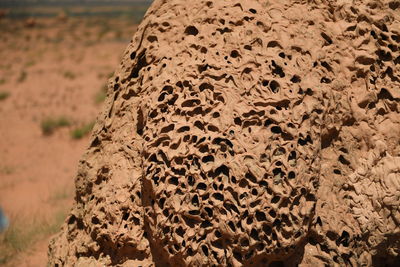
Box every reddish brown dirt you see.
[0,17,137,266]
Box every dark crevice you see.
[129,49,148,79]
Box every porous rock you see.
[48,0,400,266]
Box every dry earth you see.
[0,16,137,266]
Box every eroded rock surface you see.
[48,0,400,266]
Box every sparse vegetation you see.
[0,165,15,175]
[0,4,151,264]
[63,71,76,79]
[0,91,10,101]
[95,84,108,104]
[0,209,67,264]
[17,70,27,83]
[97,70,114,79]
[40,116,71,135]
[47,186,74,205]
[25,60,36,67]
[71,121,95,139]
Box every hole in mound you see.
[270,80,280,93]
[234,117,242,125]
[269,209,276,218]
[189,210,200,215]
[245,250,254,260]
[182,99,200,107]
[263,224,272,235]
[168,177,179,185]
[339,155,350,165]
[185,26,199,36]
[208,125,219,132]
[249,229,259,240]
[230,50,240,58]
[130,49,147,79]
[241,238,250,247]
[204,207,213,217]
[321,32,333,45]
[136,108,145,136]
[201,220,212,228]
[217,27,232,34]
[147,35,158,42]
[271,195,281,204]
[271,126,282,134]
[378,88,394,101]
[334,169,341,174]
[249,8,257,14]
[160,124,174,134]
[321,61,333,71]
[264,119,274,127]
[201,245,209,256]
[336,230,350,247]
[214,230,222,238]
[233,250,242,261]
[273,219,281,227]
[389,1,399,10]
[67,215,76,225]
[197,182,207,190]
[122,212,129,220]
[320,77,332,83]
[91,217,100,224]
[272,60,285,78]
[202,155,214,163]
[199,82,214,91]
[212,193,224,201]
[290,75,301,83]
[256,211,267,221]
[228,221,236,231]
[267,41,281,48]
[187,247,195,256]
[177,126,190,133]
[298,135,312,146]
[245,172,257,183]
[192,195,199,206]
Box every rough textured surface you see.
[48,0,400,266]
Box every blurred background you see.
[0,0,151,265]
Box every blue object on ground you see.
[0,208,9,232]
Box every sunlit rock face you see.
[48,0,400,266]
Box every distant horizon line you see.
[0,0,153,8]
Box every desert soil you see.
[0,16,137,266]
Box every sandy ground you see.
[0,16,137,266]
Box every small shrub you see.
[0,165,14,175]
[17,71,27,83]
[48,186,73,204]
[41,117,70,135]
[95,84,107,104]
[25,60,36,67]
[63,71,75,79]
[0,91,10,101]
[71,121,95,139]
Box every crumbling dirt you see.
[49,0,400,266]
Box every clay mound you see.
[48,0,400,266]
